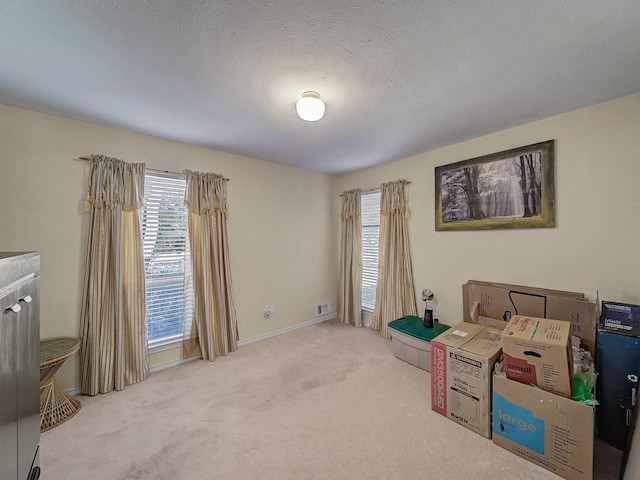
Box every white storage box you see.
[388,316,450,371]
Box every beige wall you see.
[2,93,639,392]
[334,93,640,327]
[0,105,338,391]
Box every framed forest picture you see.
[435,140,555,231]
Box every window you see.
[361,190,381,311]
[141,171,189,344]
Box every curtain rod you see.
[78,156,230,181]
[340,181,411,196]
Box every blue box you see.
[597,331,640,450]
[600,301,640,337]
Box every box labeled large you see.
[493,375,594,480]
[599,301,640,338]
[462,281,596,355]
[596,330,640,450]
[431,322,502,438]
[388,316,450,371]
[501,315,573,398]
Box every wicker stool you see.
[39,337,81,432]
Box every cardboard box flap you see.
[469,301,509,330]
[432,322,484,348]
[503,316,573,346]
[467,280,585,299]
[460,327,503,359]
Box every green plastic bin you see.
[388,315,450,371]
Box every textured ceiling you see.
[1,1,640,174]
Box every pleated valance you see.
[340,189,361,221]
[86,154,145,211]
[184,169,229,217]
[380,179,411,218]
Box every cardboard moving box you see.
[431,322,503,438]
[493,375,595,480]
[462,280,596,355]
[501,315,573,398]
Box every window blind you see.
[361,190,381,310]
[141,171,188,342]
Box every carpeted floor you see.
[40,319,621,479]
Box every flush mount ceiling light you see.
[296,91,325,122]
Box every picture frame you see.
[435,140,555,231]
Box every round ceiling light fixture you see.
[296,91,325,122]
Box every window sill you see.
[149,334,183,355]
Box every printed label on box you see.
[503,353,537,385]
[493,392,545,454]
[600,301,640,337]
[431,342,447,416]
[449,351,483,427]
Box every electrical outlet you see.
[263,305,271,318]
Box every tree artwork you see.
[435,141,555,230]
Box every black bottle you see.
[423,307,434,328]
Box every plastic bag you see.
[571,342,598,404]
[572,372,599,405]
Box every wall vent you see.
[316,301,333,316]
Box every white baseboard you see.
[238,314,336,347]
[150,353,202,374]
[145,315,336,373]
[64,355,203,396]
[65,314,337,395]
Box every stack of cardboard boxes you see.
[419,280,640,479]
[430,281,599,480]
[461,280,596,354]
[493,315,594,480]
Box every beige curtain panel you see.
[338,189,363,327]
[371,180,418,339]
[183,169,238,361]
[80,154,150,396]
